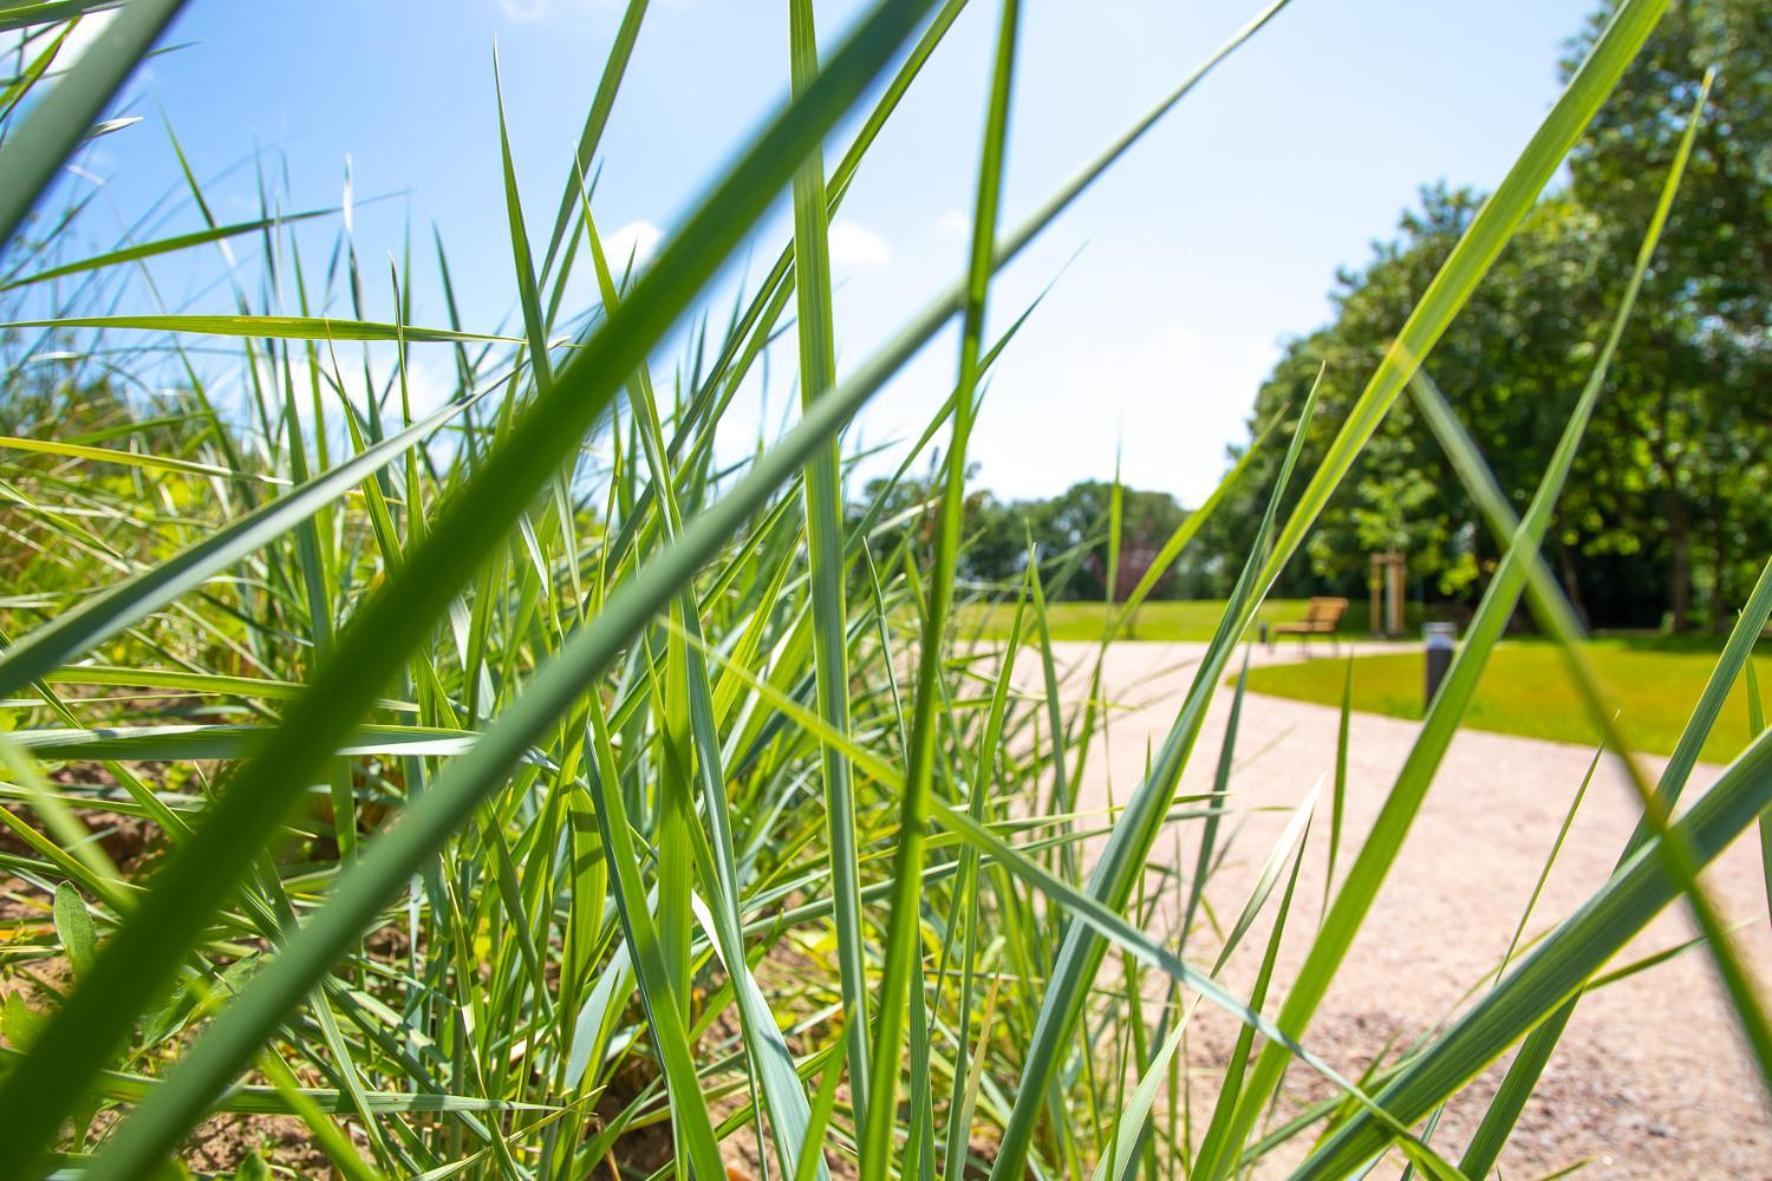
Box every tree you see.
[1022,481,1191,602]
[852,475,1195,603]
[1208,0,1770,630]
[1560,0,1772,628]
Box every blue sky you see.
[61,0,1596,505]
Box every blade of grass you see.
[0,205,340,291]
[990,354,1325,1181]
[1295,725,1772,1178]
[1409,363,1772,1102]
[1191,16,1680,1171]
[1324,654,1352,920]
[0,385,490,698]
[859,5,1019,1173]
[536,0,647,288]
[1752,659,1769,925]
[1256,0,1670,604]
[787,0,871,1124]
[585,188,825,1181]
[0,312,517,343]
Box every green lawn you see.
[959,598,1435,643]
[957,598,1279,641]
[1241,638,1769,763]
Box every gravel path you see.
[1016,640,1771,1179]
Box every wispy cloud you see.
[498,0,552,20]
[935,210,969,237]
[603,220,662,269]
[828,220,890,267]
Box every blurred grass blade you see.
[1751,659,1768,924]
[0,0,186,248]
[0,3,125,35]
[1461,556,1772,1175]
[1409,364,1772,1104]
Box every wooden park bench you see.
[1271,596,1348,653]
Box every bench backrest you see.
[1305,596,1349,625]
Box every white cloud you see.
[828,220,891,267]
[499,0,552,20]
[935,210,970,237]
[603,219,662,269]
[243,346,457,436]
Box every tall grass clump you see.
[0,1,1767,1179]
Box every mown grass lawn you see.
[1242,638,1770,763]
[958,598,1438,642]
[957,598,1304,642]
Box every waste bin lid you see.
[1423,621,1458,642]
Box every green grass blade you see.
[1409,365,1772,1099]
[1180,648,1248,948]
[1324,654,1352,921]
[990,362,1325,1181]
[1461,559,1772,1177]
[793,1040,848,1181]
[0,312,517,343]
[537,0,646,286]
[1193,11,1676,1169]
[787,0,872,1125]
[586,187,825,1180]
[0,2,124,35]
[927,794,1463,1173]
[7,722,478,760]
[1751,659,1769,925]
[0,205,340,291]
[859,5,1019,1172]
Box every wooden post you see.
[1386,554,1406,636]
[1368,551,1406,636]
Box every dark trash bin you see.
[1424,622,1457,707]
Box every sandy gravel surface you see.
[1012,640,1771,1179]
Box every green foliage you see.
[863,476,1202,601]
